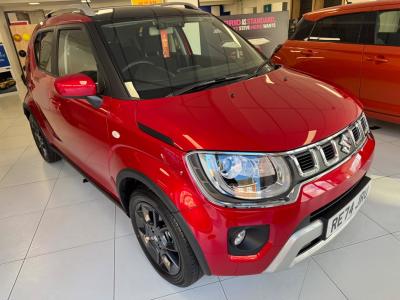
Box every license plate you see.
[325,183,371,239]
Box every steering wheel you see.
[122,61,175,78]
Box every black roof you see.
[92,5,208,22]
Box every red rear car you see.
[24,4,374,287]
[272,0,400,124]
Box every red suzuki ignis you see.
[23,3,375,287]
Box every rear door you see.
[30,30,59,143]
[360,9,400,119]
[290,13,365,96]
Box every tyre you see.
[129,189,202,287]
[29,114,61,163]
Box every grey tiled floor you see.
[1,93,400,300]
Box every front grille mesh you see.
[295,152,315,173]
[322,143,335,161]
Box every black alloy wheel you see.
[129,189,202,287]
[135,202,181,276]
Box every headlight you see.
[186,152,292,205]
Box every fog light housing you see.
[228,225,270,256]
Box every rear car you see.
[272,0,400,124]
[24,3,375,287]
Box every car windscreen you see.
[98,15,267,99]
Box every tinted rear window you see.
[290,18,315,40]
[375,10,400,46]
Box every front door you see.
[50,26,112,190]
[292,13,365,96]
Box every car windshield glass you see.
[99,15,270,99]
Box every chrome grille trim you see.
[291,149,320,177]
[317,140,340,167]
[291,113,369,178]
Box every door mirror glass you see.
[54,73,96,98]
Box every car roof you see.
[303,0,400,21]
[42,5,208,27]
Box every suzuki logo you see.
[339,134,352,154]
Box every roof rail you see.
[45,5,95,19]
[158,2,200,10]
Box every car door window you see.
[375,10,400,46]
[34,31,54,73]
[57,29,97,80]
[289,18,315,41]
[309,13,364,43]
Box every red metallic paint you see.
[54,73,97,98]
[272,0,400,124]
[24,12,375,276]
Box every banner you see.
[131,0,163,5]
[221,11,289,58]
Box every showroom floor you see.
[0,92,400,300]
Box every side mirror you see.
[54,73,103,108]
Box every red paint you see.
[54,73,97,98]
[24,10,375,277]
[272,0,400,124]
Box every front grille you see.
[352,126,361,143]
[291,113,369,178]
[295,151,315,173]
[360,115,369,133]
[322,143,335,161]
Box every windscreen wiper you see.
[169,74,248,96]
[249,59,272,79]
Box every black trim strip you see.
[138,123,174,146]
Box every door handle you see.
[300,49,317,56]
[366,56,388,64]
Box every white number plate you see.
[326,183,371,239]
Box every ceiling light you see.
[28,2,40,4]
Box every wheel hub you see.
[135,202,181,276]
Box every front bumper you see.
[265,176,371,272]
[179,134,375,276]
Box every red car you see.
[272,0,400,124]
[24,4,374,287]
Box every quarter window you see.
[309,13,364,44]
[375,10,400,46]
[57,29,97,79]
[34,31,54,73]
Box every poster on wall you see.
[0,44,11,69]
[0,43,16,94]
[220,11,289,58]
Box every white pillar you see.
[0,7,27,101]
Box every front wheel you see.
[129,189,202,287]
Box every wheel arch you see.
[116,168,211,275]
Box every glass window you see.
[375,10,400,46]
[99,15,268,99]
[34,31,53,73]
[289,18,315,41]
[309,13,364,43]
[57,29,97,79]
